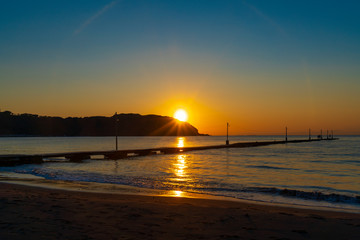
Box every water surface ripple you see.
[1,135,359,211]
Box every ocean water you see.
[1,135,359,212]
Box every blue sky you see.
[2,1,358,66]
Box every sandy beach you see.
[0,182,359,240]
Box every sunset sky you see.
[1,0,359,135]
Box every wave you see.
[253,187,360,204]
[198,186,360,205]
[247,165,298,171]
[11,167,360,206]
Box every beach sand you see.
[1,182,359,240]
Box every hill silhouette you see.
[0,111,207,136]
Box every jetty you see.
[0,138,338,167]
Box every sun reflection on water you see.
[173,154,187,181]
[177,137,185,148]
[172,190,184,197]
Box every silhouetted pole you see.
[327,130,329,139]
[285,127,288,142]
[115,112,118,151]
[309,128,311,140]
[321,129,323,140]
[226,122,230,145]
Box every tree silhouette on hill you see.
[0,111,207,136]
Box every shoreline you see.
[1,182,360,239]
[1,172,359,214]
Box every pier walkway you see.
[0,138,338,167]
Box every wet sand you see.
[1,182,360,240]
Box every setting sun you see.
[174,109,188,122]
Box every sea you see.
[0,135,359,212]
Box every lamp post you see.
[321,129,323,140]
[226,122,230,145]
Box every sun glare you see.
[174,109,188,122]
[174,109,187,122]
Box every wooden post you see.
[309,128,311,140]
[115,112,118,151]
[285,127,288,142]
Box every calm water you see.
[1,136,359,211]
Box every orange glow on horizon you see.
[6,92,359,136]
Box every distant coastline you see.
[0,110,208,137]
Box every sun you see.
[174,109,188,122]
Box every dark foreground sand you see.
[1,183,359,240]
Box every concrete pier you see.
[0,138,338,167]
